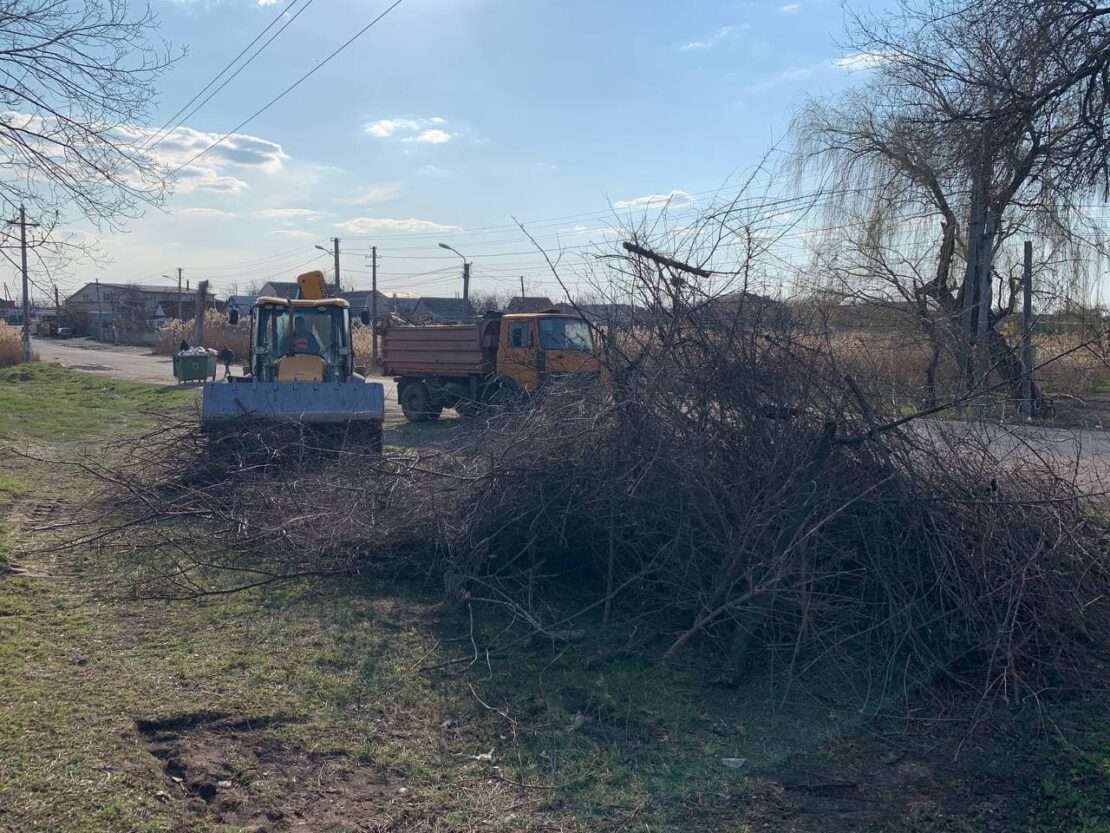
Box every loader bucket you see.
[201,379,385,424]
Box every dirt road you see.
[33,337,401,412]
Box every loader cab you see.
[249,297,353,383]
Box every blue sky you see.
[71,0,878,300]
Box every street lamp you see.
[438,243,470,300]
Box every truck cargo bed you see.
[381,324,484,377]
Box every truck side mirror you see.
[360,310,371,326]
[228,309,239,325]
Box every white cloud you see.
[614,190,696,211]
[178,207,236,219]
[364,117,451,143]
[402,128,454,145]
[336,216,463,234]
[418,164,450,177]
[833,51,891,71]
[679,24,746,51]
[265,229,316,239]
[345,184,400,205]
[252,207,327,223]
[256,0,281,5]
[779,3,799,12]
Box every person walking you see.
[217,346,235,379]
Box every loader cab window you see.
[256,304,348,364]
[508,321,532,348]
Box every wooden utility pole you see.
[6,205,37,362]
[370,245,378,367]
[195,280,209,346]
[94,278,104,340]
[1021,240,1035,419]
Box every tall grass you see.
[154,311,249,358]
[0,322,33,367]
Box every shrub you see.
[0,322,32,367]
[155,310,249,359]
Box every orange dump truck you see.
[381,311,600,421]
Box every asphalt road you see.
[29,337,1110,479]
[33,337,402,414]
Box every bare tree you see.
[0,0,177,271]
[796,0,1110,404]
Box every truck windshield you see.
[538,317,593,351]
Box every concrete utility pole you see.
[1021,240,1035,420]
[520,275,525,300]
[370,245,378,367]
[53,284,60,334]
[437,242,470,301]
[315,239,341,291]
[162,268,184,320]
[6,205,37,362]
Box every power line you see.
[145,0,305,149]
[147,0,317,151]
[171,0,409,176]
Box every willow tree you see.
[795,0,1110,404]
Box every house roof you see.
[260,281,301,298]
[225,295,258,308]
[413,297,476,322]
[71,282,182,298]
[506,296,555,313]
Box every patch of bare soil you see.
[730,725,1038,833]
[137,711,396,833]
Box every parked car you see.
[55,327,73,339]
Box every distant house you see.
[224,295,258,317]
[554,302,650,328]
[410,297,476,324]
[65,282,217,339]
[339,289,398,321]
[506,296,555,313]
[259,281,301,299]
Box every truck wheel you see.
[400,383,434,422]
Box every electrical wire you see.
[170,0,409,176]
[144,0,306,150]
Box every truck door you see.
[497,318,540,390]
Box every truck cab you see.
[484,312,599,391]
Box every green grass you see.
[0,365,1107,832]
[0,364,194,442]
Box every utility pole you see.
[53,284,60,335]
[6,205,37,362]
[315,238,341,291]
[95,278,104,340]
[370,245,378,368]
[520,275,525,300]
[195,280,209,346]
[1021,240,1035,420]
[162,268,184,320]
[437,243,470,301]
[333,238,341,291]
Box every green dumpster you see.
[173,352,216,383]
